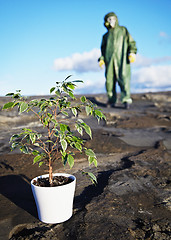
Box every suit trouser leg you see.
[105,62,117,104]
[117,74,132,104]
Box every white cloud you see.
[74,76,106,94]
[54,49,171,73]
[133,54,171,68]
[132,64,171,92]
[54,48,101,73]
[53,49,171,94]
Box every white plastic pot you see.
[31,173,76,224]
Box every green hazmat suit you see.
[99,12,137,105]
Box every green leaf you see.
[65,75,72,81]
[62,84,68,94]
[87,172,97,184]
[71,107,77,117]
[33,143,40,147]
[43,119,48,126]
[77,119,84,123]
[94,109,106,120]
[46,140,53,143]
[39,161,44,167]
[81,96,86,103]
[88,156,94,164]
[20,145,29,154]
[30,133,36,144]
[88,156,97,167]
[69,91,75,99]
[47,113,52,118]
[55,90,60,96]
[22,128,32,132]
[54,131,59,137]
[85,149,96,157]
[61,151,67,166]
[67,154,74,168]
[32,150,40,156]
[51,119,58,125]
[13,93,21,99]
[82,171,97,184]
[11,142,19,149]
[19,102,28,113]
[73,80,83,83]
[74,142,82,151]
[82,123,92,139]
[75,123,83,136]
[61,139,67,151]
[95,109,103,117]
[67,83,75,90]
[60,124,68,132]
[37,134,42,139]
[3,102,15,109]
[61,111,69,117]
[33,155,42,164]
[5,93,14,96]
[85,106,92,116]
[10,134,19,141]
[30,99,38,105]
[99,112,106,120]
[50,87,55,94]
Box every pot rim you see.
[31,173,76,189]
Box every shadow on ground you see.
[0,175,37,219]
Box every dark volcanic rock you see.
[0,92,171,240]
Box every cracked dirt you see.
[0,92,171,240]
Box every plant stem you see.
[49,155,53,186]
[47,122,53,186]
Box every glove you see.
[128,53,136,63]
[99,59,105,68]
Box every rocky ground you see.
[0,92,171,240]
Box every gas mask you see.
[107,16,116,28]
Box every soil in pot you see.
[32,175,73,187]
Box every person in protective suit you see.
[99,12,137,109]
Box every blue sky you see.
[0,0,171,96]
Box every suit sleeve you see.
[98,35,106,61]
[127,30,137,54]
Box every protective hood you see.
[104,12,119,29]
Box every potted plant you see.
[3,76,106,224]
